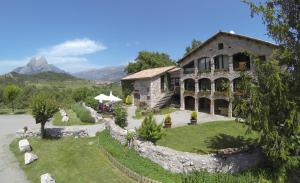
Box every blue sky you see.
[0,0,271,74]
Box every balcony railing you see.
[183,68,195,74]
[198,69,211,75]
[184,90,195,96]
[214,68,229,73]
[214,91,229,97]
[198,90,211,96]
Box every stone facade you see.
[179,32,277,116]
[105,121,263,174]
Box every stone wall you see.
[133,79,152,107]
[16,128,88,138]
[105,121,263,174]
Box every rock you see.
[18,139,31,153]
[62,115,69,122]
[40,173,56,183]
[24,152,38,165]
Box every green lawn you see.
[133,107,178,119]
[52,109,93,126]
[97,130,269,183]
[157,120,258,154]
[0,108,28,115]
[10,137,134,183]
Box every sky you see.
[0,0,272,74]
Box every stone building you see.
[121,66,180,108]
[122,31,278,116]
[178,31,277,117]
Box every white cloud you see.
[0,38,107,74]
[37,38,106,57]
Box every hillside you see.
[72,65,126,81]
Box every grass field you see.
[10,137,134,183]
[52,109,90,126]
[157,121,258,154]
[0,108,28,115]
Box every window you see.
[214,55,229,70]
[198,57,211,72]
[218,43,224,50]
[147,87,150,92]
[147,96,150,100]
[160,75,165,92]
[258,55,266,61]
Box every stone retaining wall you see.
[16,128,88,138]
[105,121,263,173]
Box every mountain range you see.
[72,65,126,81]
[10,57,126,81]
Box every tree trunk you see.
[41,122,46,138]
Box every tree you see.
[3,84,21,112]
[184,39,202,56]
[234,57,300,180]
[113,105,128,128]
[246,0,300,107]
[30,92,59,138]
[137,114,164,144]
[125,51,175,74]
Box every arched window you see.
[214,55,229,71]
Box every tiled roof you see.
[122,66,176,80]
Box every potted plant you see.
[164,114,172,128]
[190,111,197,125]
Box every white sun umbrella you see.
[107,91,122,102]
[94,94,110,103]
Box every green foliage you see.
[113,105,128,128]
[121,80,134,98]
[125,95,132,105]
[191,111,197,120]
[3,84,21,112]
[84,96,98,110]
[137,114,164,144]
[164,114,172,125]
[234,58,300,178]
[124,51,175,74]
[184,39,202,56]
[30,92,59,138]
[72,103,95,123]
[126,131,136,146]
[72,87,90,102]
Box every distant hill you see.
[0,71,79,85]
[12,57,66,74]
[73,65,126,81]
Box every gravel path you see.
[0,114,105,183]
[126,106,235,130]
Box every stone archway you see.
[184,96,195,111]
[214,99,229,116]
[198,98,210,113]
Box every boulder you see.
[62,115,69,122]
[18,139,31,153]
[24,152,38,165]
[40,173,56,183]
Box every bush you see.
[191,111,197,120]
[85,96,98,110]
[125,95,132,105]
[113,105,128,128]
[164,114,172,126]
[72,103,95,123]
[137,114,164,144]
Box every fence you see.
[98,144,161,183]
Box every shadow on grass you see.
[44,128,64,139]
[206,133,256,150]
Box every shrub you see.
[125,95,132,105]
[126,131,136,147]
[72,103,95,123]
[113,105,128,128]
[137,114,164,144]
[138,101,149,110]
[191,111,197,120]
[164,114,172,126]
[85,96,98,110]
